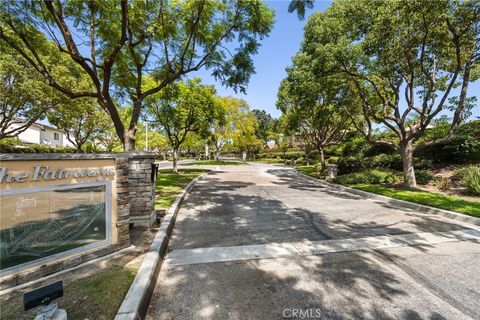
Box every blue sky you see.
[191,0,479,120]
[191,1,332,118]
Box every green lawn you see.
[251,158,285,164]
[155,169,210,208]
[295,166,479,217]
[186,160,246,166]
[296,165,326,179]
[350,184,480,218]
[1,265,136,320]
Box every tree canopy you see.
[1,0,274,150]
[0,43,58,138]
[146,78,219,172]
[290,0,480,187]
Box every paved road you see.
[156,160,194,169]
[147,163,480,320]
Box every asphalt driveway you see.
[147,163,480,320]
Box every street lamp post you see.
[145,122,149,151]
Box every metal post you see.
[145,123,148,151]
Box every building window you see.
[54,132,60,141]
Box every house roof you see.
[12,118,64,133]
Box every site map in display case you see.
[0,183,109,272]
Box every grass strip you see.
[155,169,210,209]
[350,184,480,218]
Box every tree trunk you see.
[401,140,416,188]
[124,128,136,151]
[214,150,220,161]
[319,148,326,172]
[283,151,287,165]
[99,99,128,150]
[172,147,179,174]
[205,141,209,160]
[242,151,247,162]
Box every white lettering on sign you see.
[0,166,115,183]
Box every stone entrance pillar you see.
[127,152,157,227]
[326,164,338,182]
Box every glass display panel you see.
[0,185,107,271]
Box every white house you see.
[8,121,73,148]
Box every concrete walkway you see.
[147,163,480,320]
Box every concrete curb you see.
[114,171,213,320]
[294,170,480,227]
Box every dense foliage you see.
[1,0,274,150]
[277,0,480,187]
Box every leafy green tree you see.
[276,116,294,165]
[252,109,276,148]
[0,43,58,139]
[183,132,206,159]
[277,54,358,171]
[47,98,110,152]
[288,0,314,20]
[230,107,262,161]
[133,122,169,156]
[301,0,480,187]
[96,126,122,153]
[1,1,274,151]
[146,78,218,173]
[209,97,259,161]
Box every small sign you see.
[0,165,115,183]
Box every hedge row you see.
[0,140,77,153]
[328,154,433,175]
[333,169,434,185]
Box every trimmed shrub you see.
[462,166,480,195]
[413,158,433,170]
[364,143,397,157]
[415,170,434,185]
[334,169,398,185]
[295,157,306,165]
[340,138,369,157]
[417,120,480,164]
[327,156,340,164]
[369,154,402,170]
[0,141,77,153]
[336,156,366,174]
[313,162,323,172]
[258,151,304,160]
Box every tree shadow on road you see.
[148,169,478,319]
[147,248,454,320]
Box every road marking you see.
[165,228,480,266]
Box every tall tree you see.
[275,115,294,165]
[47,98,110,152]
[0,43,58,139]
[277,54,357,171]
[252,109,276,148]
[183,132,206,159]
[302,0,480,187]
[1,0,274,151]
[210,97,257,161]
[146,78,218,173]
[288,0,314,20]
[135,122,169,154]
[230,106,261,161]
